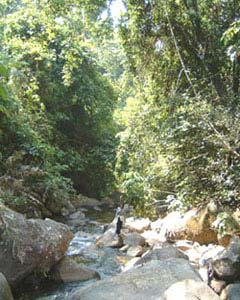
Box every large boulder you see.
[73,194,101,208]
[95,227,123,248]
[0,204,73,288]
[125,217,151,233]
[210,258,240,283]
[134,245,188,266]
[208,237,240,284]
[0,273,14,300]
[141,230,163,247]
[122,232,146,247]
[69,258,202,300]
[158,211,188,241]
[66,210,87,228]
[220,283,240,300]
[164,279,221,300]
[200,237,240,294]
[159,207,219,245]
[51,257,100,283]
[185,205,218,244]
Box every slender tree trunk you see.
[233,55,240,96]
[183,0,227,99]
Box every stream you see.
[18,207,126,300]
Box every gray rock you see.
[69,211,86,220]
[164,279,221,300]
[69,258,201,300]
[73,195,101,208]
[222,237,240,261]
[121,257,141,272]
[95,227,123,248]
[67,210,87,227]
[214,237,240,263]
[134,245,188,266]
[125,217,151,233]
[0,273,14,300]
[210,258,240,282]
[123,232,146,247]
[220,283,240,300]
[199,245,225,266]
[0,204,73,288]
[51,257,100,283]
[126,245,144,257]
[141,230,163,247]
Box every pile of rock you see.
[206,237,240,299]
[91,206,240,300]
[0,204,103,299]
[69,246,221,300]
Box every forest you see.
[1,0,240,221]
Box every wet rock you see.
[164,279,221,300]
[220,283,240,300]
[125,217,151,233]
[0,273,14,300]
[134,245,188,266]
[67,210,87,227]
[95,227,123,248]
[109,235,123,248]
[69,258,201,300]
[123,232,146,247]
[95,227,115,248]
[69,211,86,220]
[51,256,100,283]
[0,204,73,288]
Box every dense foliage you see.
[0,0,117,217]
[116,0,240,213]
[1,0,240,218]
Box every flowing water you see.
[18,207,126,300]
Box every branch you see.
[207,120,240,158]
[165,10,198,98]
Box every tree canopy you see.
[116,0,240,214]
[0,0,240,218]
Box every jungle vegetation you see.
[0,0,240,217]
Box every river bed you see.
[18,207,125,300]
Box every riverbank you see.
[2,198,240,300]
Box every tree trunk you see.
[233,55,240,96]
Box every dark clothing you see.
[116,216,123,235]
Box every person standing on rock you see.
[116,199,125,235]
[115,206,123,235]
